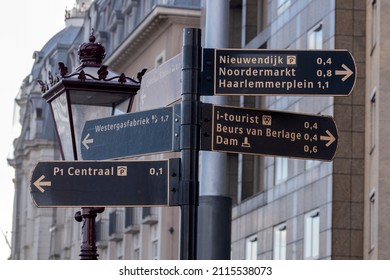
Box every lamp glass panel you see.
[71,103,112,159]
[113,98,131,115]
[50,93,74,160]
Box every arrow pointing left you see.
[82,133,94,150]
[33,175,52,193]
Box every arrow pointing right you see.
[33,175,52,193]
[335,64,353,82]
[320,130,336,147]
[82,133,94,150]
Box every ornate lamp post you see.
[39,31,145,259]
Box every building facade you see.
[9,0,385,260]
[9,0,201,260]
[8,2,87,258]
[228,0,365,260]
[364,0,390,260]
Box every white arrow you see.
[33,175,52,193]
[82,133,94,149]
[335,64,353,82]
[320,130,336,147]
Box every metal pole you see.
[75,207,104,260]
[179,28,201,260]
[198,0,232,260]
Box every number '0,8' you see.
[317,69,332,77]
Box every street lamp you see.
[39,32,145,161]
[39,31,146,259]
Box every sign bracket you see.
[200,102,213,151]
[168,158,181,206]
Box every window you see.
[155,51,165,68]
[275,157,288,184]
[308,23,323,50]
[273,223,286,260]
[236,97,264,202]
[134,248,140,260]
[152,241,158,260]
[257,0,268,32]
[245,235,258,260]
[304,210,320,259]
[125,208,140,228]
[109,211,117,236]
[370,190,376,250]
[305,160,319,170]
[36,108,43,119]
[239,154,264,201]
[72,217,81,242]
[277,0,290,15]
[370,90,376,152]
[117,240,123,260]
[95,219,102,242]
[151,224,159,259]
[371,0,377,49]
[133,233,140,260]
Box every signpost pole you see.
[179,28,201,260]
[197,0,232,260]
[75,207,104,260]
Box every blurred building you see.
[9,0,387,260]
[9,0,201,260]
[364,0,390,259]
[227,0,364,260]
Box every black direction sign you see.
[201,104,338,161]
[30,159,180,207]
[81,105,180,160]
[201,48,356,96]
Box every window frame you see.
[370,90,377,153]
[369,189,376,251]
[308,23,323,50]
[273,223,287,260]
[304,209,320,259]
[245,234,258,260]
[275,157,288,184]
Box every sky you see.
[0,0,76,260]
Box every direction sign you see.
[30,159,180,207]
[81,105,180,160]
[138,53,182,111]
[201,104,338,161]
[201,48,356,96]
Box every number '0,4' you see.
[317,57,332,65]
[304,122,318,129]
